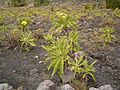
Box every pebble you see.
[39,61,43,64]
[34,56,39,59]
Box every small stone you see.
[89,87,98,90]
[0,83,13,90]
[99,84,113,90]
[89,84,113,90]
[62,68,75,83]
[30,68,37,75]
[87,28,92,31]
[0,83,8,90]
[40,80,54,87]
[37,85,49,90]
[60,84,75,90]
[37,80,54,90]
[39,61,43,64]
[34,56,39,59]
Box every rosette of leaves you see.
[50,12,78,34]
[69,55,97,81]
[20,31,36,51]
[100,27,116,45]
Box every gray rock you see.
[62,68,75,83]
[37,80,54,90]
[89,87,99,90]
[30,68,38,75]
[60,84,75,90]
[0,83,13,90]
[89,84,113,90]
[99,84,113,90]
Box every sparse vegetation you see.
[0,0,119,90]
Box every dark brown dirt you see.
[0,45,50,90]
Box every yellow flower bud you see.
[21,21,27,26]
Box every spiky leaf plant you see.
[50,12,78,34]
[43,36,71,78]
[101,27,116,45]
[20,31,36,51]
[68,30,80,52]
[69,55,97,81]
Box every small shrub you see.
[106,0,120,9]
[10,0,26,7]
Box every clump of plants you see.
[43,30,96,82]
[20,31,36,51]
[6,20,36,51]
[100,27,116,45]
[43,11,96,82]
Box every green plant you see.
[43,36,70,78]
[34,0,50,6]
[10,0,26,7]
[20,31,36,51]
[113,8,120,17]
[68,30,80,52]
[50,12,78,33]
[0,24,9,41]
[69,55,96,81]
[106,0,120,9]
[101,27,116,45]
[70,79,87,90]
[0,15,4,25]
[44,33,55,43]
[43,30,96,82]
